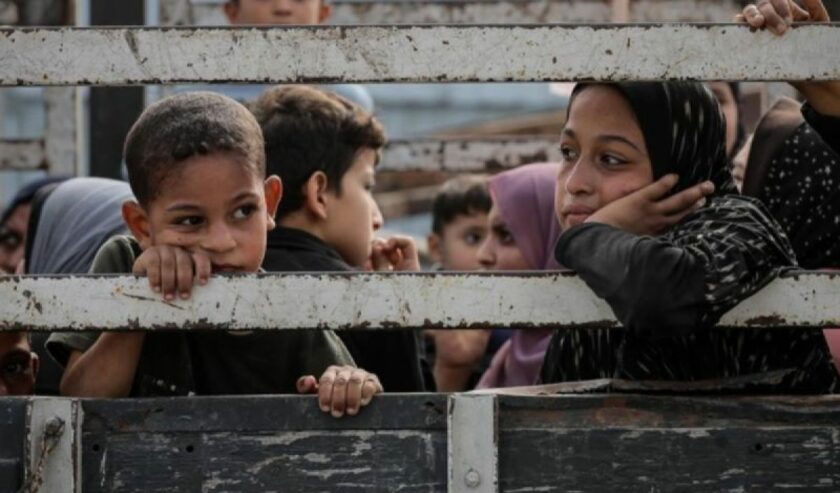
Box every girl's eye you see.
[176,216,204,227]
[600,153,627,167]
[560,145,578,162]
[233,205,257,220]
[493,225,516,246]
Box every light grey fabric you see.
[27,177,134,275]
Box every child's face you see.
[555,85,653,230]
[322,148,383,268]
[428,212,488,271]
[0,332,37,396]
[224,0,331,25]
[126,153,281,273]
[476,204,530,271]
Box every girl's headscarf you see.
[569,82,738,197]
[26,177,133,275]
[476,162,561,389]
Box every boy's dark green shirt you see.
[46,235,354,396]
[263,226,428,392]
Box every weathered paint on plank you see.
[0,140,46,170]
[162,0,742,26]
[499,427,840,491]
[498,394,840,491]
[381,138,561,172]
[43,87,78,176]
[1,271,840,331]
[81,395,448,492]
[1,25,838,85]
[36,394,840,492]
[0,136,559,173]
[0,398,26,492]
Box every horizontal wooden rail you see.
[1,271,839,331]
[4,393,840,491]
[161,0,743,25]
[0,139,47,170]
[0,136,559,172]
[1,24,838,86]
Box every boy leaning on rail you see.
[46,92,381,418]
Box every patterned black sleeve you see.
[664,195,798,327]
[555,196,796,338]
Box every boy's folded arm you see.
[60,332,146,397]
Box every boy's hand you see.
[296,365,383,418]
[369,236,421,272]
[585,174,714,236]
[132,245,211,300]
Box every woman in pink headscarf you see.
[475,162,562,389]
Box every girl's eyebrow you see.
[598,134,642,152]
[563,127,642,153]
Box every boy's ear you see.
[318,3,333,23]
[303,171,330,221]
[122,201,153,250]
[264,175,283,231]
[427,233,443,264]
[222,1,239,23]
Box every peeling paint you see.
[1,25,839,86]
[1,272,839,331]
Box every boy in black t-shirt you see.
[251,86,427,392]
[49,92,381,417]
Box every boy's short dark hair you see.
[431,175,492,235]
[124,92,265,205]
[250,86,386,218]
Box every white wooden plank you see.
[380,137,561,172]
[1,24,838,85]
[43,87,79,176]
[1,272,838,331]
[0,140,46,171]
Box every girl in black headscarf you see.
[541,81,840,393]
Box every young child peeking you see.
[48,92,381,417]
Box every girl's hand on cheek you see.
[585,174,714,236]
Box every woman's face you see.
[476,203,530,271]
[555,85,654,230]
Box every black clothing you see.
[744,100,840,268]
[263,226,427,392]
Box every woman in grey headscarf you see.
[24,177,134,394]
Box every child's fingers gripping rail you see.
[297,366,383,418]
